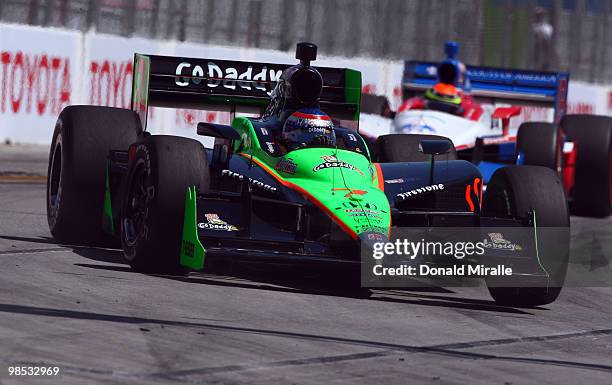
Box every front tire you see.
[47,106,142,246]
[121,135,210,274]
[482,166,570,307]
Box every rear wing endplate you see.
[402,61,569,123]
[131,53,362,129]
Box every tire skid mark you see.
[17,350,394,382]
[149,350,394,378]
[4,302,612,379]
[2,303,612,353]
[429,328,612,350]
[0,209,46,215]
[0,247,69,255]
[0,245,121,256]
[14,341,612,383]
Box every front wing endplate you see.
[180,186,206,270]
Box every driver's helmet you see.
[424,82,463,115]
[280,108,336,151]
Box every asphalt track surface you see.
[1,147,612,384]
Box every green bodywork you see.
[179,116,390,270]
[131,54,151,129]
[162,58,373,269]
[103,160,115,236]
[344,69,362,120]
[180,186,206,269]
[232,116,390,239]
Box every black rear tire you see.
[561,114,612,217]
[482,166,570,307]
[47,106,142,246]
[516,122,561,171]
[373,134,457,162]
[121,135,210,274]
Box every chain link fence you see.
[1,0,610,82]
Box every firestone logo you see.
[396,183,445,200]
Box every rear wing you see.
[402,61,569,123]
[131,53,362,129]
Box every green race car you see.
[47,43,570,306]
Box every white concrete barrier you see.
[0,22,610,145]
[0,24,81,143]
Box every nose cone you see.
[358,231,389,251]
[277,148,391,240]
